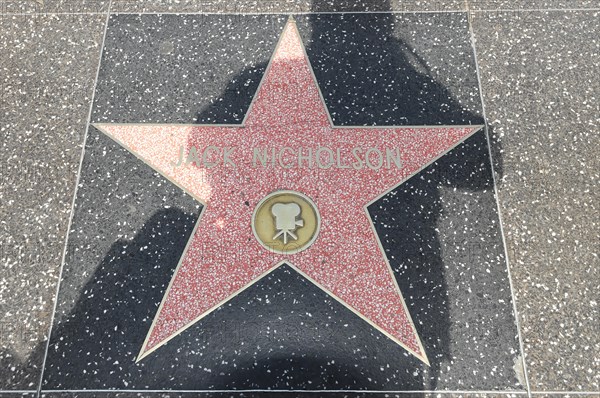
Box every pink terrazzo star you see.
[96,18,482,365]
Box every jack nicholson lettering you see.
[172,145,402,170]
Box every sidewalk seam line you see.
[35,3,113,397]
[467,8,533,398]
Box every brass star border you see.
[95,17,483,365]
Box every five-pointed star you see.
[95,18,482,365]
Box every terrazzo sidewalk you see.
[0,1,598,397]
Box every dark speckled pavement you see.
[0,1,598,397]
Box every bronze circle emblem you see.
[252,190,320,255]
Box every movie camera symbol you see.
[271,203,304,244]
